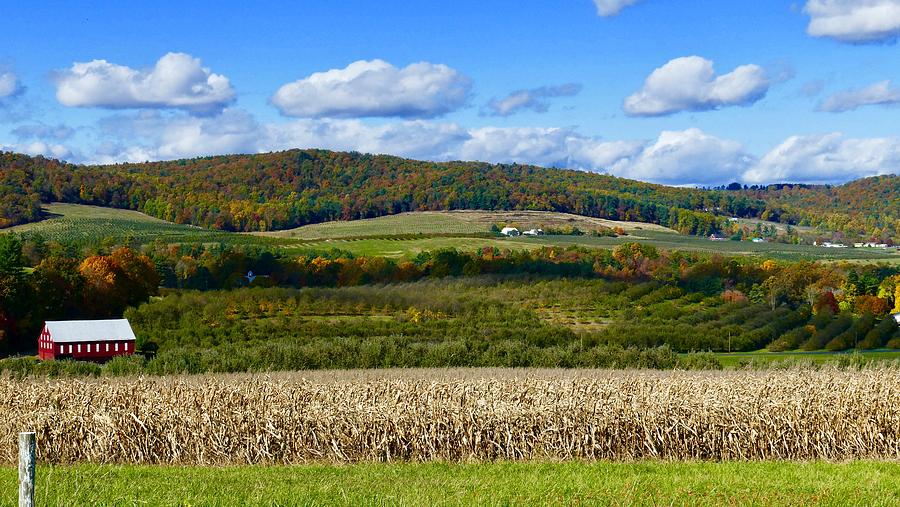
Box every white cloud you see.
[744,133,900,184]
[805,0,900,43]
[456,126,642,170]
[623,56,770,117]
[609,128,754,185]
[483,84,582,116]
[264,119,469,160]
[94,109,261,161]
[818,80,900,112]
[593,0,642,16]
[1,141,73,160]
[0,72,21,98]
[54,52,235,114]
[35,107,895,187]
[91,110,468,163]
[270,59,472,119]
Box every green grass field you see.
[260,209,900,261]
[285,230,900,261]
[257,209,676,240]
[1,203,285,247]
[2,461,898,506]
[709,349,900,368]
[5,204,899,262]
[2,203,221,243]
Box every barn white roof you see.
[45,319,137,343]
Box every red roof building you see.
[37,319,137,362]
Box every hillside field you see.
[6,203,898,262]
[2,203,227,244]
[258,209,676,239]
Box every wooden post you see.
[18,432,35,507]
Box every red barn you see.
[37,319,137,362]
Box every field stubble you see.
[2,368,899,465]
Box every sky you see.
[1,0,899,186]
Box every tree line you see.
[3,229,899,356]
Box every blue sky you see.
[1,0,899,185]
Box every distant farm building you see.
[708,234,727,241]
[500,227,520,237]
[522,228,544,236]
[37,319,137,362]
[894,313,900,325]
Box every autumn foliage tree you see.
[79,248,159,317]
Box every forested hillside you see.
[1,150,897,238]
[739,176,900,239]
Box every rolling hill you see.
[1,149,897,240]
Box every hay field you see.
[2,368,899,465]
[255,210,676,240]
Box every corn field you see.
[1,368,899,464]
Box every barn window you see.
[106,343,110,352]
[115,343,119,352]
[68,345,73,354]
[77,344,81,353]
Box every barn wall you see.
[50,341,135,362]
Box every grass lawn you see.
[712,349,900,369]
[1,461,898,506]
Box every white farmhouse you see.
[500,227,520,237]
[522,228,544,236]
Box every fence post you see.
[18,432,35,507]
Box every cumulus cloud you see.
[804,0,900,43]
[94,109,260,161]
[0,71,22,98]
[818,80,900,112]
[92,110,468,163]
[744,133,900,184]
[1,141,74,160]
[39,106,895,186]
[592,0,642,16]
[456,127,641,170]
[608,128,754,185]
[265,119,469,160]
[270,59,472,119]
[624,56,770,117]
[53,52,235,114]
[482,83,582,116]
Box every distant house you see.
[708,234,727,241]
[894,313,900,325]
[37,319,137,362]
[522,228,544,236]
[751,237,766,243]
[500,227,520,237]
